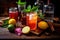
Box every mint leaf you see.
[31,6,39,12]
[27,5,31,10]
[16,0,26,5]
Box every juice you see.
[26,13,29,26]
[9,11,18,21]
[26,12,37,30]
[21,12,26,25]
[29,20,37,30]
[9,7,18,21]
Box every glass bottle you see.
[43,3,54,22]
[16,0,26,22]
[34,0,44,13]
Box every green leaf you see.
[16,0,26,5]
[23,9,31,13]
[23,5,31,13]
[35,8,38,12]
[16,0,21,4]
[31,6,39,12]
[27,5,31,10]
[19,2,26,5]
[2,19,9,28]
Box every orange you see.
[8,19,16,25]
[38,21,49,30]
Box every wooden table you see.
[0,27,60,39]
[0,17,60,39]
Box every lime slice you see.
[22,26,30,34]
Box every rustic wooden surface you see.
[0,17,60,39]
[0,27,60,39]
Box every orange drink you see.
[26,12,37,30]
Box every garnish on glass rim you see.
[16,0,26,5]
[23,5,39,13]
[23,5,31,13]
[31,5,39,12]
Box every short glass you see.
[9,7,18,21]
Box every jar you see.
[26,12,38,31]
[9,7,18,21]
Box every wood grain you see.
[0,17,60,39]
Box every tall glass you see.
[26,12,37,30]
[18,4,26,21]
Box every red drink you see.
[15,11,18,21]
[26,14,29,26]
[9,7,18,21]
[9,11,18,21]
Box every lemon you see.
[9,19,16,25]
[22,26,30,34]
[38,21,49,30]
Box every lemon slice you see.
[22,26,30,34]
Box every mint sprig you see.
[16,0,26,5]
[23,5,31,13]
[31,6,39,12]
[23,5,39,13]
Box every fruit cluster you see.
[0,16,54,36]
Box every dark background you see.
[0,0,60,17]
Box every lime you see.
[7,24,15,31]
[22,26,30,34]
